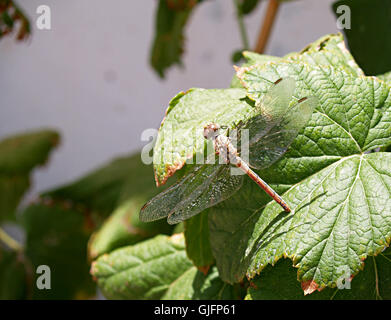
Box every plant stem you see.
[0,226,23,251]
[254,0,280,53]
[373,256,383,300]
[233,0,250,50]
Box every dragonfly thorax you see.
[214,134,240,165]
[203,123,220,140]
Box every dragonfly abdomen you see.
[234,156,291,213]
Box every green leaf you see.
[247,153,391,293]
[0,130,59,175]
[245,246,391,300]
[22,203,95,299]
[147,34,391,294]
[150,0,202,78]
[88,198,173,260]
[208,179,290,284]
[165,34,362,172]
[184,211,214,271]
[332,0,391,75]
[46,152,175,260]
[0,249,28,299]
[289,33,364,77]
[209,59,391,292]
[210,153,391,292]
[172,222,184,234]
[1,11,13,28]
[231,49,245,64]
[230,52,281,88]
[162,266,240,300]
[230,75,244,89]
[242,51,282,66]
[237,61,391,163]
[153,88,254,185]
[0,129,60,175]
[230,33,361,88]
[378,71,391,86]
[239,0,262,15]
[0,176,29,223]
[232,52,281,86]
[0,130,59,222]
[91,233,194,299]
[45,153,154,225]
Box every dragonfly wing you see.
[249,96,318,169]
[246,78,296,143]
[140,164,220,222]
[234,78,297,152]
[256,78,296,122]
[140,164,243,224]
[167,165,243,224]
[232,78,294,148]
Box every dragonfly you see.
[203,122,291,212]
[140,78,318,224]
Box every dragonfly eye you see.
[203,123,220,139]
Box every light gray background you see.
[0,0,339,198]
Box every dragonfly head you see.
[203,123,220,140]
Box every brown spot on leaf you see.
[274,78,283,85]
[83,210,95,233]
[233,65,258,89]
[89,262,98,280]
[197,265,210,276]
[301,280,323,295]
[249,281,258,289]
[155,155,192,186]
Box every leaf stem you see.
[0,226,23,251]
[233,0,250,50]
[373,256,382,300]
[329,288,338,300]
[254,0,280,53]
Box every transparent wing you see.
[167,166,243,224]
[246,78,296,142]
[140,163,243,224]
[248,96,318,169]
[256,78,296,122]
[140,164,218,222]
[235,77,295,166]
[234,78,296,150]
[231,78,296,152]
